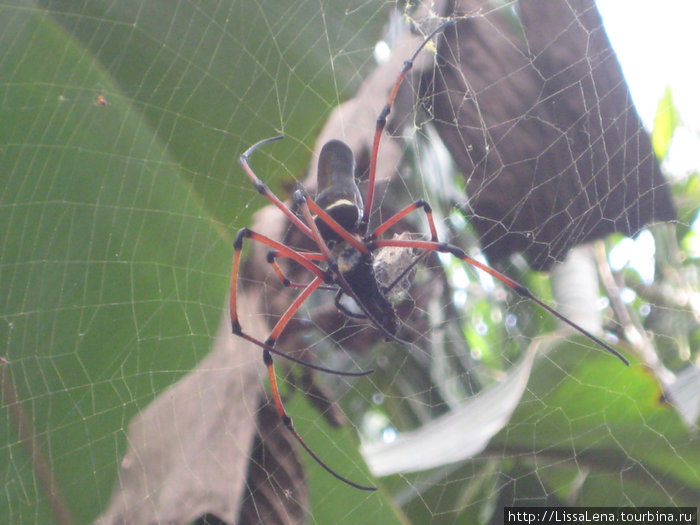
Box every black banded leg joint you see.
[234,228,250,249]
[511,283,532,299]
[416,199,432,213]
[253,180,268,195]
[376,105,390,129]
[292,189,307,206]
[439,241,456,255]
[267,251,291,286]
[262,348,273,366]
[231,320,242,334]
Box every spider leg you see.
[231,228,326,331]
[267,250,336,290]
[265,275,323,346]
[372,238,630,366]
[265,364,377,491]
[369,199,437,294]
[230,228,371,376]
[360,20,455,232]
[239,135,315,241]
[371,199,438,241]
[261,275,377,491]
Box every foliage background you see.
[1,1,698,524]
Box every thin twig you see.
[593,242,675,385]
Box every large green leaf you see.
[495,342,700,505]
[1,1,399,523]
[375,341,699,522]
[0,7,229,524]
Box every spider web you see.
[1,1,699,524]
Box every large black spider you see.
[229,20,628,491]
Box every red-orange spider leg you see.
[371,199,438,240]
[361,20,455,230]
[231,228,326,331]
[373,238,630,366]
[266,276,323,345]
[267,250,336,290]
[261,276,376,491]
[239,136,315,241]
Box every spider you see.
[229,20,628,491]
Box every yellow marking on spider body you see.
[324,199,356,211]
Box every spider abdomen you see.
[314,139,364,243]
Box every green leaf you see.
[373,339,700,521]
[491,341,700,505]
[1,1,397,523]
[652,85,680,161]
[1,8,229,524]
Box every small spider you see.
[230,19,628,491]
